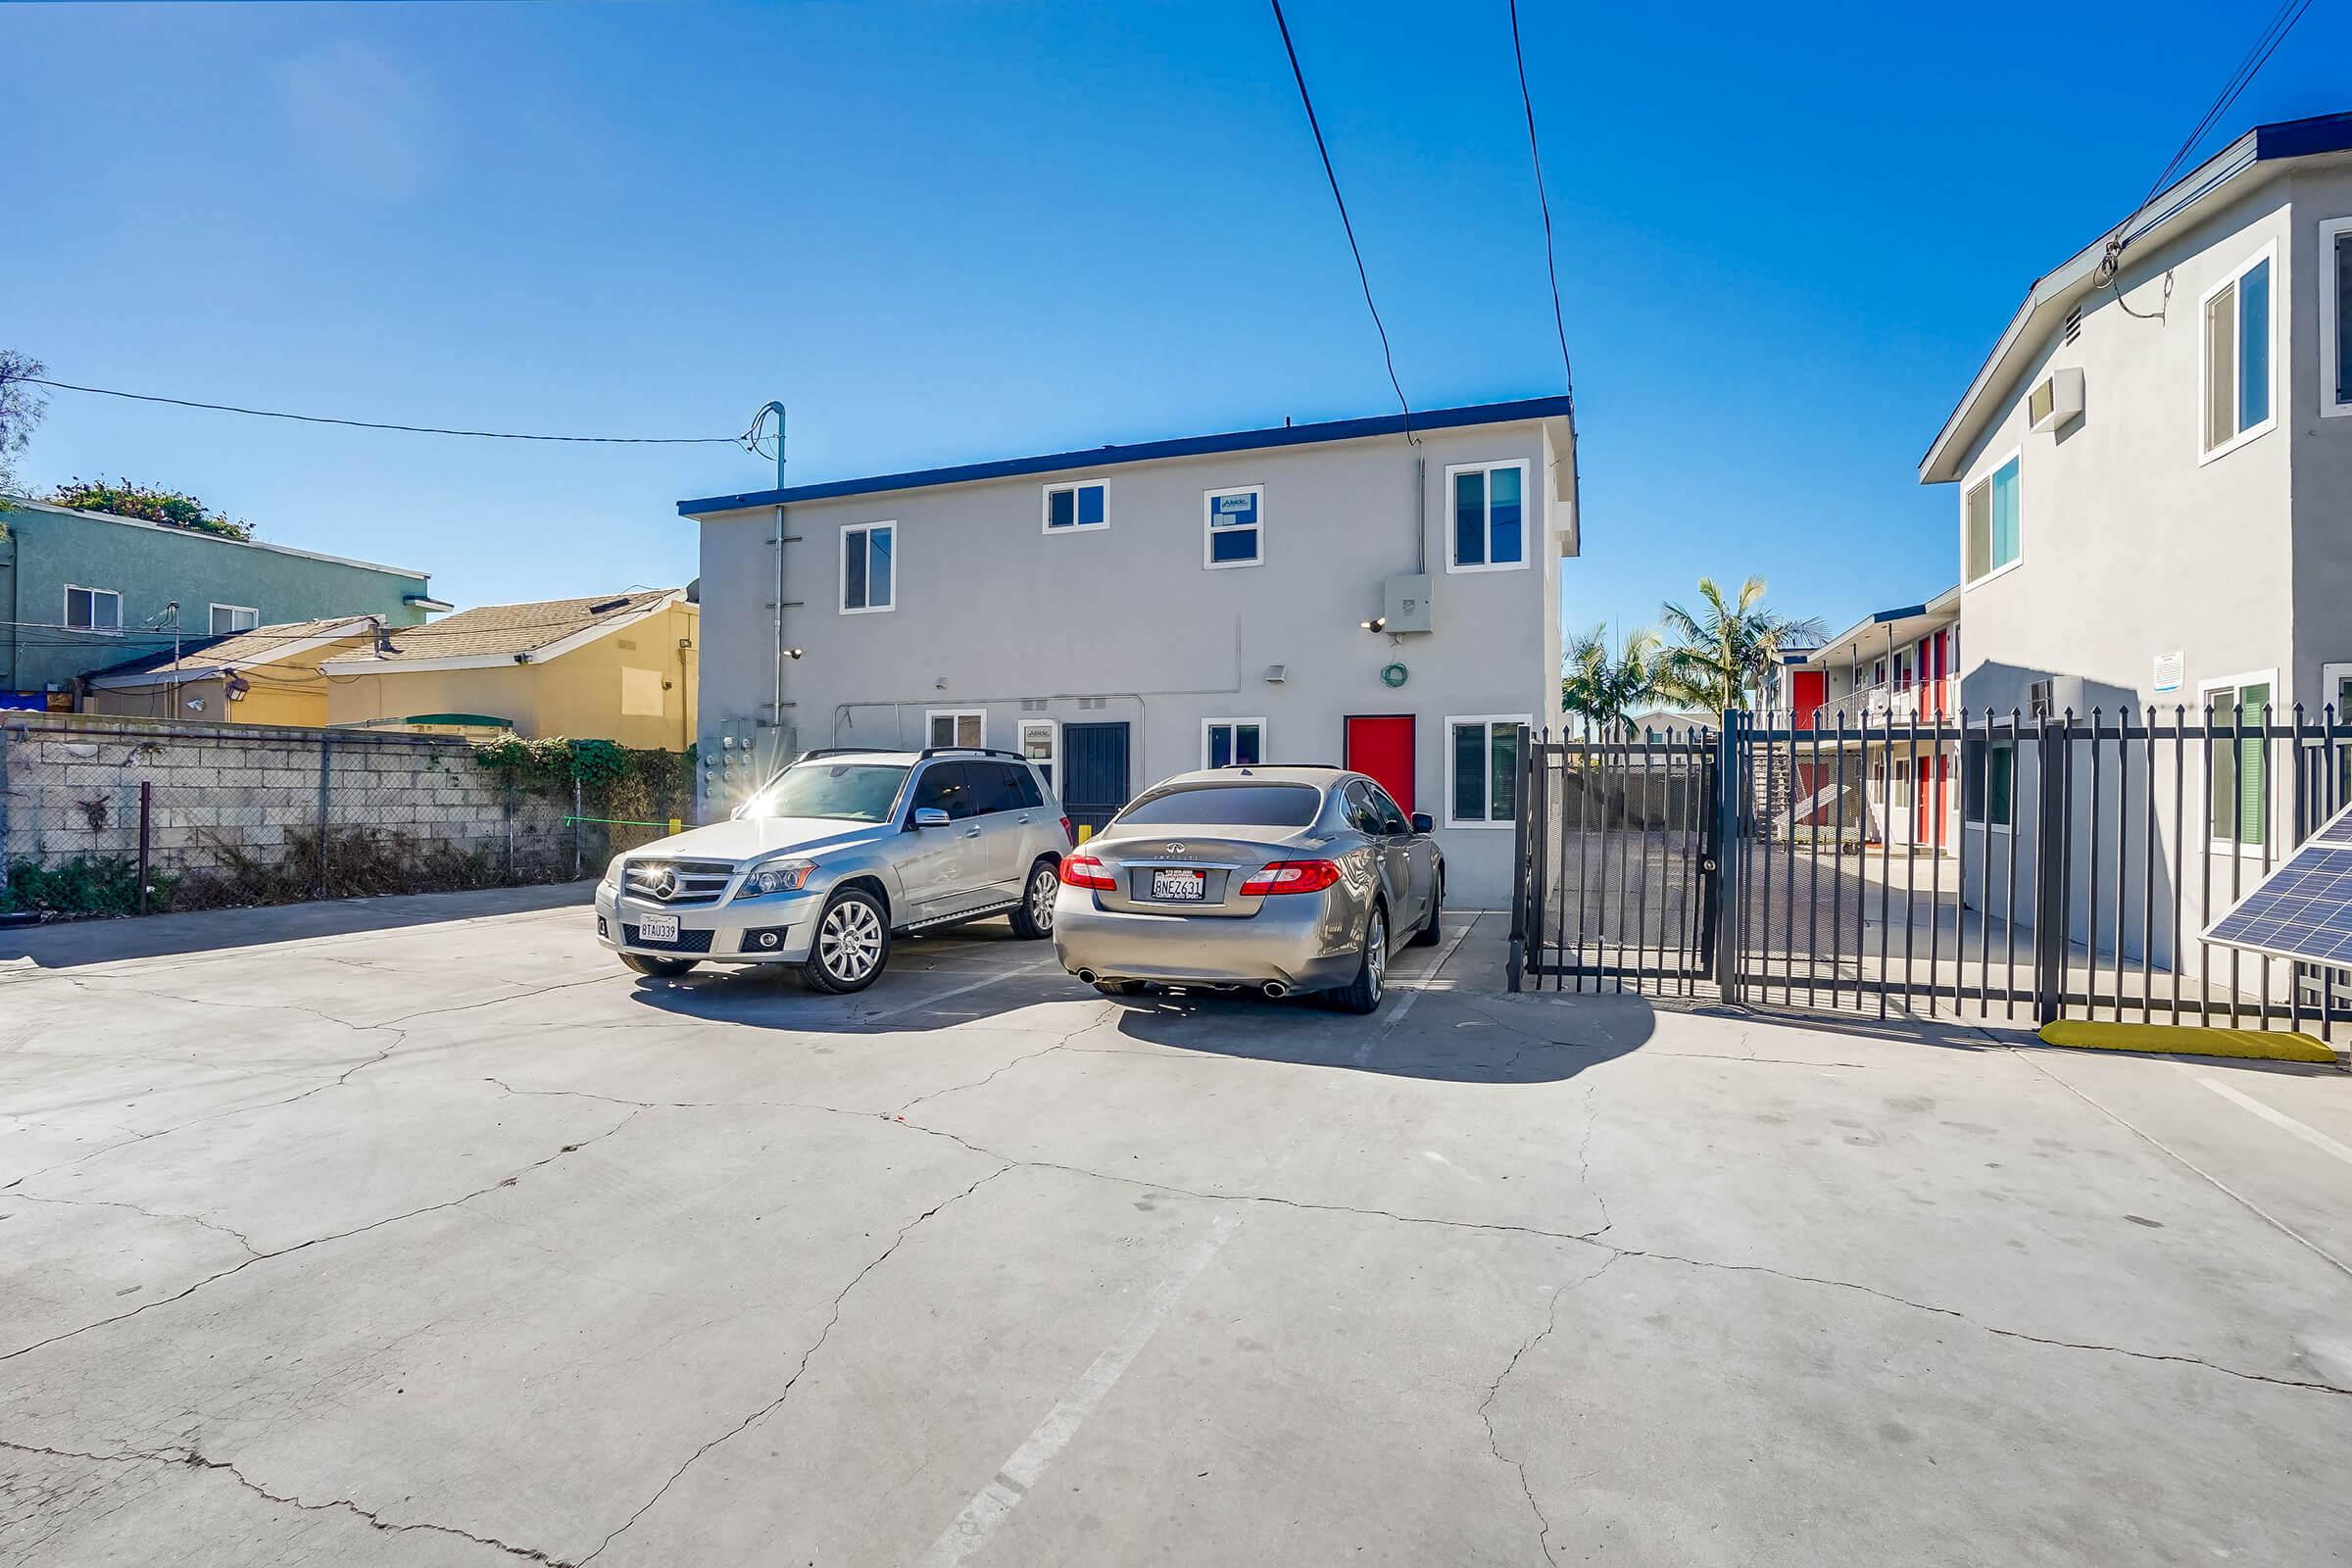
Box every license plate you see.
[1151,869,1206,903]
[638,913,680,942]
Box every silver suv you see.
[594,747,1074,992]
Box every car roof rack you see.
[1211,760,1345,770]
[918,745,1030,761]
[794,747,882,761]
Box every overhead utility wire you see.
[22,377,757,448]
[2101,0,2318,278]
[1506,0,1575,413]
[1266,0,1417,443]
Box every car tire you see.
[1324,903,1388,1015]
[803,887,892,994]
[1408,872,1444,947]
[1009,858,1060,940]
[621,953,698,979]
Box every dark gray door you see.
[1061,721,1131,838]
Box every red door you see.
[1791,669,1826,729]
[1345,715,1415,815]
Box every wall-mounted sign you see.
[2153,650,2184,694]
[1380,662,1409,689]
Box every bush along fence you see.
[0,714,695,920]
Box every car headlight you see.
[745,858,817,897]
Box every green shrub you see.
[1,856,178,917]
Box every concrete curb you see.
[2038,1019,2338,1064]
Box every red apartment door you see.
[1791,669,1826,729]
[1345,715,1416,815]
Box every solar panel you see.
[2203,802,2352,964]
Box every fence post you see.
[136,780,153,915]
[0,723,12,907]
[1708,710,1741,1002]
[2034,717,2070,1025]
[1508,723,1532,992]
[572,776,583,881]
[315,730,332,897]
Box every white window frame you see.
[1201,716,1267,769]
[1445,713,1534,828]
[2321,662,2352,722]
[1963,735,2016,834]
[839,520,897,614]
[1961,447,2023,590]
[63,584,123,633]
[1201,484,1264,570]
[209,603,260,635]
[2197,239,2280,465]
[1443,461,1533,575]
[1017,717,1059,791]
[925,709,986,750]
[2323,218,2352,419]
[1041,478,1109,535]
[2198,666,2279,857]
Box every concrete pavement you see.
[3,890,2350,1564]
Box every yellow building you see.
[320,589,699,751]
[82,617,376,726]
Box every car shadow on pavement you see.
[619,925,1081,1034]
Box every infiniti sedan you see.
[1052,764,1442,1013]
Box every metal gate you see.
[1509,708,2352,1046]
[1060,720,1132,840]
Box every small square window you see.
[65,586,122,631]
[1446,716,1530,826]
[211,605,260,635]
[1044,480,1107,533]
[927,710,985,749]
[1203,718,1264,768]
[1203,486,1262,568]
[1446,463,1529,572]
[842,522,896,613]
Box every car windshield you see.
[745,762,908,822]
[1116,783,1322,827]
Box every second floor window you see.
[2325,218,2352,417]
[1044,480,1106,533]
[1203,486,1262,567]
[1965,455,2020,583]
[2201,245,2275,459]
[1447,462,1527,571]
[842,522,895,613]
[211,605,260,635]
[65,585,122,631]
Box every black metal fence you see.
[1510,707,2352,1047]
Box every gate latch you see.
[1698,856,1719,874]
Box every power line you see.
[22,377,757,447]
[1265,0,1417,442]
[1506,0,1575,413]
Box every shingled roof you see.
[83,617,375,685]
[320,589,684,669]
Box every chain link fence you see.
[0,716,695,919]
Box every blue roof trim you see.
[676,396,1576,515]
[2256,110,2352,162]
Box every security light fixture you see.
[784,648,805,661]
[1359,616,1387,633]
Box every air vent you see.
[1020,699,1048,712]
[1079,697,1107,710]
[2062,304,2082,345]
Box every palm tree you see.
[1560,623,1664,737]
[1655,575,1825,714]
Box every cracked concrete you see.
[7,890,2352,1563]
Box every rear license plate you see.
[1151,869,1206,903]
[638,913,680,942]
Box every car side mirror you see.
[1410,812,1434,834]
[911,807,951,830]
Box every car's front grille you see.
[622,858,735,907]
[623,924,714,954]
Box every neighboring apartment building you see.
[82,616,378,726]
[1918,109,2352,966]
[319,589,700,751]
[1776,588,1961,849]
[0,496,447,710]
[682,397,1578,906]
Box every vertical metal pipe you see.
[136,780,152,916]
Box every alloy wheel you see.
[1367,909,1387,1001]
[1027,865,1057,933]
[820,899,885,983]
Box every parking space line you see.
[1351,912,1479,1068]
[860,957,1066,1024]
[2194,1075,2352,1169]
[915,1211,1242,1567]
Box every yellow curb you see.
[2038,1019,2337,1063]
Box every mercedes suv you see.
[594,748,1073,992]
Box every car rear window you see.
[1115,784,1321,827]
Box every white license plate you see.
[637,913,680,942]
[1151,869,1206,903]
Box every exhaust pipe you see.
[1261,981,1289,1000]
[1076,968,1100,986]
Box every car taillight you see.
[1058,814,1074,842]
[1059,854,1115,891]
[1240,859,1342,896]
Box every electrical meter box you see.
[1383,573,1433,635]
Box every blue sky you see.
[6,1,2346,645]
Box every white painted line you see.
[1350,911,1479,1067]
[915,1211,1242,1567]
[2194,1075,2352,1169]
[861,957,1065,1024]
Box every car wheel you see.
[621,953,698,979]
[1325,903,1388,1015]
[1408,872,1444,947]
[1009,858,1059,940]
[803,887,892,994]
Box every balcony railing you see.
[1804,675,1955,728]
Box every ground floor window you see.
[1203,717,1264,768]
[1019,718,1057,791]
[1963,736,2015,828]
[1446,715,1530,826]
[927,709,985,749]
[2201,674,2273,848]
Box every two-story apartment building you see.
[1919,109,2352,970]
[682,397,1578,906]
[0,496,448,709]
[1777,587,1960,850]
